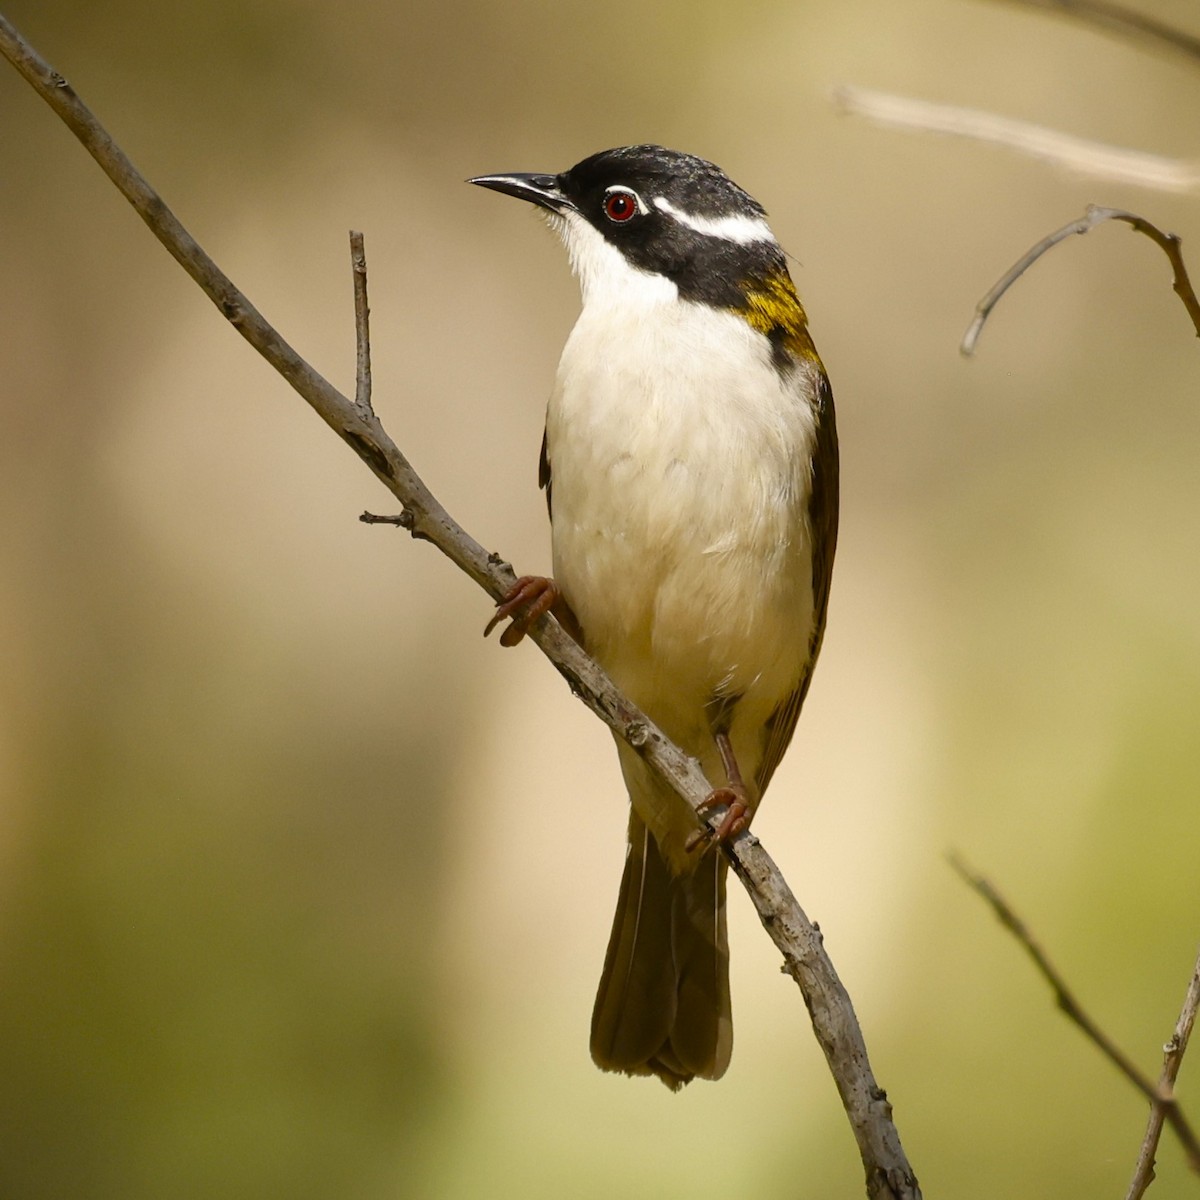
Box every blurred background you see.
[1,0,1198,1195]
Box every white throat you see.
[550,211,678,310]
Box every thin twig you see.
[833,85,1200,193]
[962,205,1200,355]
[950,855,1200,1175]
[350,230,373,413]
[0,15,920,1199]
[359,511,410,527]
[1127,947,1200,1200]
[984,0,1200,66]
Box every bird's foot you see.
[484,575,561,647]
[686,785,751,852]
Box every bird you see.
[470,145,838,1089]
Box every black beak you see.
[468,172,576,214]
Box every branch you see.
[0,15,920,1199]
[961,205,1200,355]
[350,229,373,414]
[983,0,1200,66]
[1127,947,1200,1200]
[950,855,1200,1177]
[833,85,1200,193]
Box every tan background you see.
[2,1,1199,1196]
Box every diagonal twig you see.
[0,14,920,1199]
[983,0,1200,66]
[950,854,1200,1177]
[1127,947,1200,1200]
[832,85,1200,194]
[961,205,1200,356]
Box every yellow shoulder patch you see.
[732,271,820,363]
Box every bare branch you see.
[359,511,411,528]
[1127,947,1200,1200]
[951,855,1200,1176]
[961,205,1200,355]
[350,230,373,414]
[984,0,1200,66]
[0,15,920,1199]
[832,85,1200,193]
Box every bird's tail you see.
[590,809,731,1089]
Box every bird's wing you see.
[755,369,840,795]
[538,426,552,517]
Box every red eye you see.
[604,190,638,222]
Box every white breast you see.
[543,216,821,767]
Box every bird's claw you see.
[484,575,560,647]
[687,785,751,852]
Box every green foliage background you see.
[1,1,1198,1196]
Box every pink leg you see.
[686,731,752,851]
[483,575,561,647]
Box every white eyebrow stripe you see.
[651,196,776,244]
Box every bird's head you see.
[470,145,810,357]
